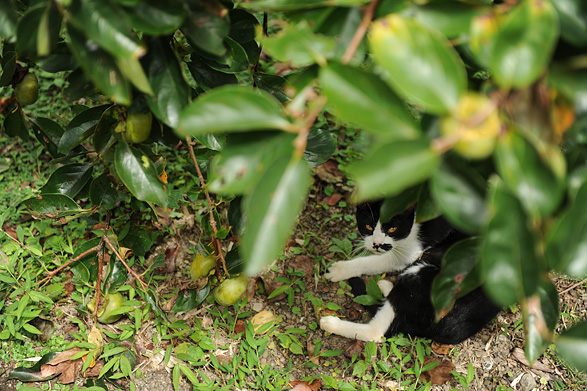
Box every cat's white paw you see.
[377,279,394,296]
[324,261,354,282]
[320,316,342,334]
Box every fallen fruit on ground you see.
[213,274,248,306]
[87,292,125,324]
[14,73,39,106]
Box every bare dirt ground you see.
[1,163,586,391]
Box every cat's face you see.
[356,201,416,254]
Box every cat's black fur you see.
[321,201,500,344]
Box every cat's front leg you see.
[324,253,396,282]
[320,301,395,342]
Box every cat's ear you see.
[356,200,383,218]
[402,204,417,220]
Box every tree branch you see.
[341,0,380,64]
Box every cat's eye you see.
[388,227,397,233]
[366,225,373,231]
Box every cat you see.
[320,201,500,344]
[324,200,464,282]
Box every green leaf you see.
[209,132,295,195]
[127,0,185,35]
[259,21,335,67]
[525,279,558,364]
[379,185,421,223]
[0,50,16,86]
[142,37,190,128]
[481,180,539,306]
[40,163,93,198]
[90,174,118,210]
[495,132,564,219]
[30,117,64,158]
[253,73,289,103]
[115,56,153,96]
[58,104,110,154]
[552,0,587,47]
[8,351,60,382]
[67,24,131,105]
[69,0,145,59]
[37,0,62,57]
[369,14,467,114]
[241,0,370,12]
[431,238,483,319]
[546,182,587,278]
[120,227,156,257]
[181,4,229,57]
[303,128,336,168]
[430,162,487,233]
[242,155,311,276]
[114,140,168,206]
[15,4,44,58]
[556,321,587,372]
[486,0,559,89]
[177,86,295,137]
[172,285,211,313]
[320,63,419,141]
[229,9,259,43]
[0,0,17,38]
[21,194,81,216]
[187,54,238,90]
[349,139,440,201]
[3,104,28,139]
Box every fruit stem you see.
[185,136,230,279]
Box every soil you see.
[1,164,586,391]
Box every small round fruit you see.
[14,73,39,106]
[88,292,125,324]
[213,274,248,306]
[440,93,501,160]
[190,253,216,281]
[122,112,152,143]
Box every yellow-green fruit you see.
[14,73,39,106]
[440,93,501,160]
[190,253,216,281]
[88,292,125,324]
[213,274,248,306]
[122,112,152,143]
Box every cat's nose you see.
[374,243,392,251]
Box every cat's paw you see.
[324,261,354,282]
[320,316,342,334]
[377,279,394,296]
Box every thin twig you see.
[341,0,380,64]
[293,95,328,158]
[93,212,111,321]
[103,236,148,291]
[185,136,229,278]
[560,278,587,296]
[39,245,100,286]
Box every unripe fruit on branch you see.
[115,112,153,144]
[14,73,39,106]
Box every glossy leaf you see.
[495,131,564,219]
[253,73,289,103]
[556,321,587,372]
[546,182,587,278]
[40,163,93,198]
[431,238,483,319]
[303,128,336,168]
[15,4,43,58]
[3,105,28,139]
[369,14,467,114]
[114,140,168,206]
[0,50,16,86]
[416,182,441,223]
[525,279,558,364]
[241,0,370,12]
[209,132,295,195]
[58,104,110,154]
[320,63,419,141]
[242,155,311,276]
[143,37,190,128]
[0,0,17,38]
[552,0,587,47]
[181,4,228,57]
[93,106,119,155]
[207,37,249,74]
[380,185,421,222]
[487,0,559,89]
[67,25,131,105]
[172,285,211,313]
[229,9,259,43]
[177,86,295,137]
[187,54,238,90]
[90,173,118,210]
[115,56,153,96]
[69,0,145,59]
[127,0,185,35]
[21,194,81,216]
[8,352,60,382]
[30,117,64,158]
[37,0,62,57]
[431,162,487,233]
[349,139,440,201]
[259,21,336,67]
[481,180,539,306]
[120,226,156,257]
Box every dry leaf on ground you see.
[419,357,455,385]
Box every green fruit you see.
[122,112,152,143]
[213,274,248,306]
[190,253,217,281]
[14,73,39,106]
[88,292,125,324]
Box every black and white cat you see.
[320,201,500,344]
